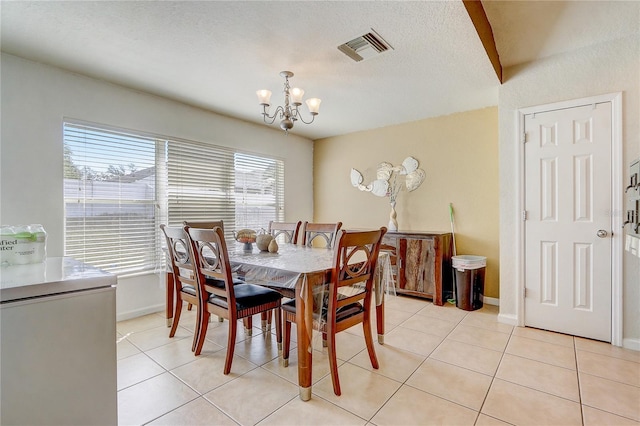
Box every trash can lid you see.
[452,255,486,269]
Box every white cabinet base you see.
[1,286,117,425]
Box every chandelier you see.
[256,71,321,134]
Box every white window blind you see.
[165,142,285,236]
[234,152,285,231]
[63,122,159,276]
[166,140,236,234]
[64,121,286,276]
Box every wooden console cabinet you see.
[382,231,453,305]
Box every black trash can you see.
[452,255,486,311]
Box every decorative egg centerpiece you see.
[256,232,274,251]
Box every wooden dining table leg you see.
[296,281,313,401]
[166,271,175,327]
[376,298,385,344]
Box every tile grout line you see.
[365,304,474,423]
[473,323,515,425]
[362,305,445,424]
[577,370,640,422]
[574,336,586,426]
[119,318,271,425]
[367,304,509,423]
[137,329,242,426]
[473,332,589,422]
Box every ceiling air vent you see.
[338,29,393,62]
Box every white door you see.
[524,102,612,342]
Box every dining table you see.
[165,240,393,401]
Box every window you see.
[164,139,236,232]
[64,121,285,276]
[63,122,159,276]
[234,153,284,232]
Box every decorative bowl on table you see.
[233,229,257,251]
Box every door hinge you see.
[524,288,527,298]
[522,210,528,221]
[522,132,528,144]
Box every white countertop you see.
[0,257,116,303]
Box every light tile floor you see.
[117,296,640,425]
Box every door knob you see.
[597,229,608,238]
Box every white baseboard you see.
[117,304,164,322]
[622,337,640,352]
[483,296,499,306]
[498,312,518,326]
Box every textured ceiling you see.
[1,1,637,140]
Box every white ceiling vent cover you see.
[338,29,393,62]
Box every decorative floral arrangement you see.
[350,156,426,203]
[385,170,404,204]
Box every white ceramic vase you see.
[388,201,398,231]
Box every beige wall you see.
[314,107,500,299]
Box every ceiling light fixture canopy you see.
[256,71,321,134]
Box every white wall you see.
[0,53,314,320]
[498,35,640,348]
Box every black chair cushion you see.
[205,277,245,289]
[208,283,281,310]
[282,298,363,322]
[180,285,196,296]
[334,303,364,321]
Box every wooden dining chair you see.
[268,220,302,244]
[298,221,343,346]
[180,221,225,314]
[183,221,263,332]
[184,220,275,333]
[300,221,343,248]
[186,226,283,373]
[160,225,201,351]
[282,227,387,395]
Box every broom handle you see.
[449,203,457,256]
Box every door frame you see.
[515,92,623,346]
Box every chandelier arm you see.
[262,105,285,124]
[295,112,317,125]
